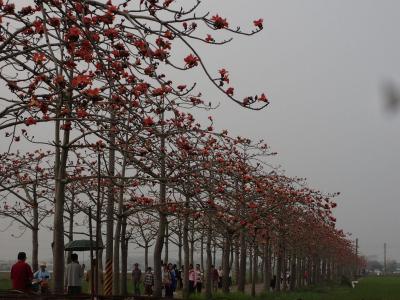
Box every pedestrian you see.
[211,265,219,292]
[170,264,177,293]
[65,253,85,295]
[33,262,50,294]
[188,264,196,294]
[144,267,154,296]
[132,263,142,296]
[217,266,223,289]
[176,265,183,289]
[10,252,33,293]
[195,264,203,293]
[162,264,173,298]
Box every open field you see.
[190,276,400,300]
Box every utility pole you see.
[384,243,387,275]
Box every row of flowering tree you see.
[0,0,363,298]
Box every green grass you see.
[188,277,400,300]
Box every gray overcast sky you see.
[1,0,400,262]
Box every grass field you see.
[189,276,400,300]
[1,273,400,299]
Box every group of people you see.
[131,262,180,298]
[133,262,230,298]
[10,252,51,294]
[10,252,229,296]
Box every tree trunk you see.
[67,193,74,264]
[238,230,246,292]
[178,221,183,268]
[32,198,39,273]
[153,134,167,297]
[164,222,169,263]
[234,241,239,286]
[213,242,216,267]
[222,234,231,293]
[205,224,212,300]
[113,155,126,295]
[182,195,190,300]
[120,215,128,295]
[52,123,70,293]
[190,235,195,266]
[290,255,296,291]
[263,243,271,292]
[144,243,149,270]
[249,247,253,285]
[105,119,116,295]
[276,247,282,291]
[251,244,257,297]
[113,218,121,295]
[201,234,204,270]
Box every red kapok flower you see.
[211,14,229,29]
[104,28,119,39]
[33,52,46,64]
[76,108,88,118]
[72,75,92,88]
[205,34,215,43]
[163,0,173,7]
[259,93,268,102]
[226,87,234,96]
[219,68,229,82]
[84,88,101,98]
[143,116,155,127]
[66,26,81,41]
[253,18,264,29]
[61,121,72,131]
[25,117,37,126]
[184,54,199,68]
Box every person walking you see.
[162,264,173,298]
[10,252,33,293]
[211,265,219,292]
[188,264,197,294]
[170,264,177,293]
[195,264,203,293]
[132,263,142,296]
[177,265,183,289]
[65,253,85,295]
[144,267,154,296]
[217,266,223,289]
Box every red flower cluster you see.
[25,117,37,126]
[66,27,81,41]
[226,87,234,96]
[33,52,46,64]
[219,68,229,83]
[152,86,172,97]
[253,18,264,29]
[104,28,119,39]
[205,34,215,43]
[211,14,229,29]
[259,93,268,102]
[184,54,199,68]
[72,75,92,88]
[143,116,155,127]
